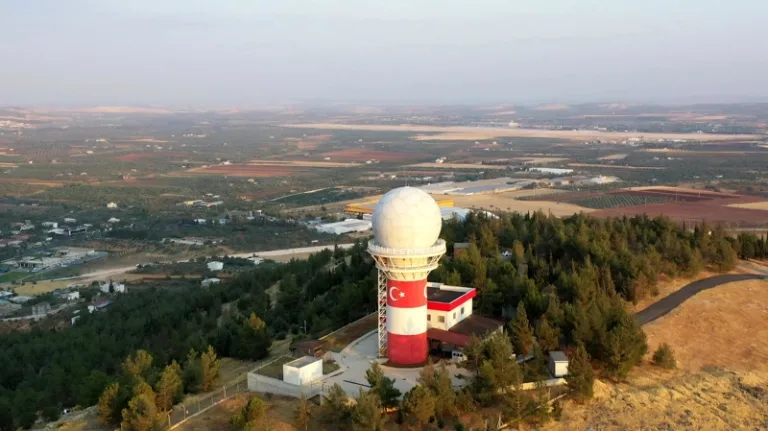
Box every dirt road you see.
[635,273,764,325]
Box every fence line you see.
[167,377,247,430]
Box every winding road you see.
[635,272,766,325]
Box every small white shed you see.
[548,351,569,377]
[282,356,323,387]
[207,261,224,271]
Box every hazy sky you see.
[2,0,767,106]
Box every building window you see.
[427,314,431,321]
[438,316,445,323]
[453,312,456,319]
[461,307,465,315]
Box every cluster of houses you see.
[2,247,97,273]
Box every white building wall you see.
[550,361,569,377]
[283,359,323,386]
[427,299,473,331]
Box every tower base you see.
[387,332,427,366]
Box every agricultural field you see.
[318,148,429,163]
[270,186,374,206]
[283,122,760,142]
[568,193,675,209]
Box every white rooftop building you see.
[282,356,323,387]
[100,281,126,294]
[549,351,569,377]
[314,218,372,235]
[207,261,224,271]
[201,278,221,287]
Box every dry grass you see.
[546,366,768,431]
[597,153,628,161]
[408,162,508,170]
[728,201,768,211]
[643,279,768,373]
[568,163,666,170]
[323,313,377,352]
[14,280,78,296]
[248,160,360,168]
[547,278,768,430]
[516,156,569,164]
[629,270,718,314]
[282,123,758,142]
[641,148,767,155]
[448,193,593,217]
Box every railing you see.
[367,240,446,257]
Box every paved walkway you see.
[635,273,765,325]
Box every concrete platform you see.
[322,330,471,397]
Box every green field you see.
[570,193,674,209]
[0,271,28,284]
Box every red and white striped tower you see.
[368,187,446,366]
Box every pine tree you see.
[536,316,560,352]
[320,383,350,425]
[200,345,221,391]
[122,350,153,381]
[231,397,270,431]
[417,357,436,390]
[402,385,436,428]
[509,302,533,355]
[603,315,647,381]
[98,382,120,425]
[155,361,183,411]
[183,348,202,393]
[364,362,401,409]
[565,344,595,402]
[352,389,386,431]
[294,394,312,431]
[433,361,458,421]
[120,393,164,431]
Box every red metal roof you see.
[427,328,471,347]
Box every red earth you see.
[591,194,768,227]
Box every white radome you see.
[372,187,442,249]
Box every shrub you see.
[652,343,676,369]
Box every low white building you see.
[548,351,569,377]
[100,281,126,294]
[107,217,120,224]
[201,278,221,287]
[106,202,118,209]
[41,221,58,228]
[314,218,372,235]
[207,261,224,271]
[66,291,80,301]
[282,356,323,386]
[425,283,475,331]
[527,167,574,176]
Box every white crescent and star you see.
[389,287,405,301]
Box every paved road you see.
[635,273,765,325]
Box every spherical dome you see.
[372,187,442,249]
